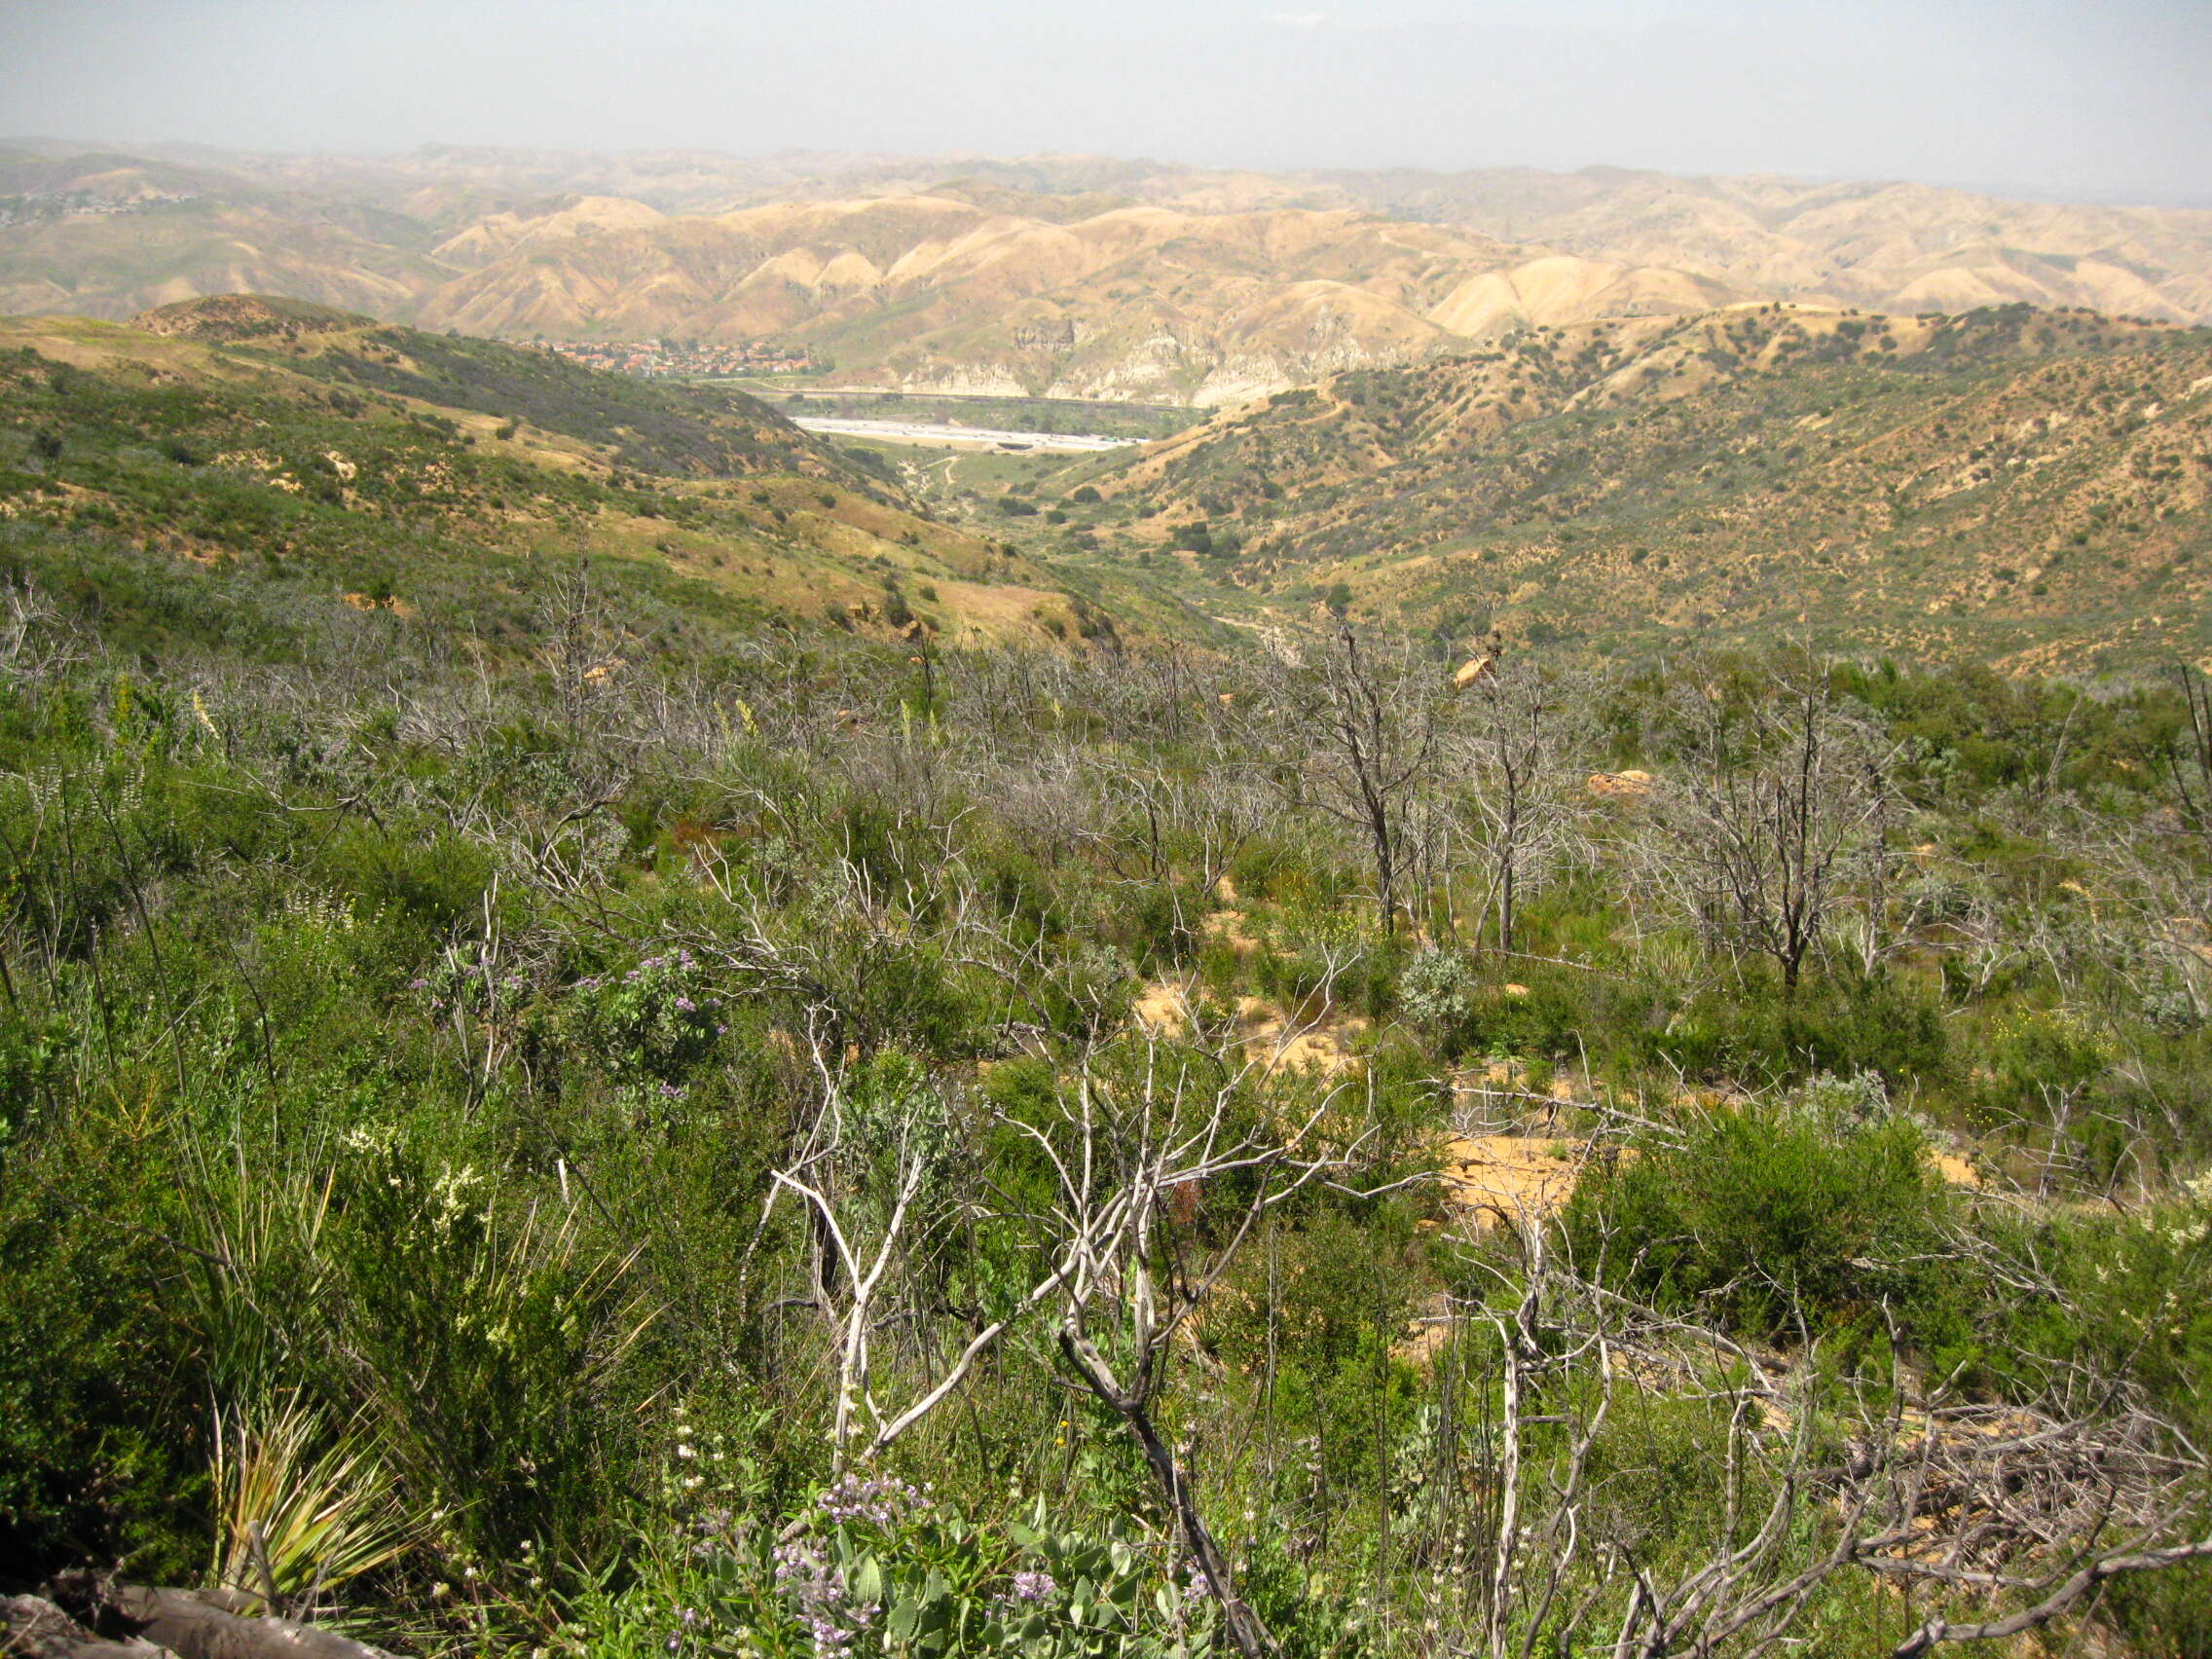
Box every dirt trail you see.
[1433,1123,1979,1232]
[1131,980,1190,1034]
[1202,875,1262,957]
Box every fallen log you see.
[2,1594,167,1659]
[103,1587,396,1659]
[20,1580,396,1659]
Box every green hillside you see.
[5,295,2212,1659]
[1087,303,2212,668]
[0,298,1161,655]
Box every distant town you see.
[535,339,815,379]
[0,190,199,230]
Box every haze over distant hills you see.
[6,140,2211,403]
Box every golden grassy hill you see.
[0,298,1161,649]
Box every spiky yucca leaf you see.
[210,1393,417,1613]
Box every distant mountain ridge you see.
[5,142,2211,402]
[406,196,1746,405]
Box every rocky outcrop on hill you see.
[129,294,372,342]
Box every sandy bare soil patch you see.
[1129,979,1368,1075]
[1439,1134,1588,1229]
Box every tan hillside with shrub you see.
[0,297,1147,648]
[15,144,2212,407]
[1088,303,2212,666]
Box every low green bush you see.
[1563,1098,1957,1340]
[1990,1178,2212,1432]
[1641,966,1949,1091]
[575,1482,1231,1659]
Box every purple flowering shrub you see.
[559,947,726,1091]
[600,1479,1189,1659]
[412,940,535,1019]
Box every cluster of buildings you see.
[535,339,814,379]
[0,190,198,229]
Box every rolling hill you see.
[8,143,2212,405]
[1077,302,2212,668]
[0,295,1158,654]
[407,196,1740,404]
[1285,166,2212,324]
[12,290,2207,673]
[0,147,454,320]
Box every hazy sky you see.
[6,0,2208,203]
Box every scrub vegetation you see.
[5,297,2212,1659]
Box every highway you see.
[791,416,1134,453]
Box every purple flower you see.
[1001,1569,1057,1604]
[773,1541,874,1659]
[815,1473,922,1528]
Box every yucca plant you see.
[171,1122,337,1410]
[209,1392,418,1616]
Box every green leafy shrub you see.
[557,947,727,1092]
[585,1483,1202,1659]
[1644,967,1949,1090]
[1396,948,1478,1037]
[0,1065,211,1582]
[1563,1101,1955,1339]
[1460,973,1595,1062]
[316,1124,655,1564]
[1971,1008,2111,1127]
[1991,1175,2212,1432]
